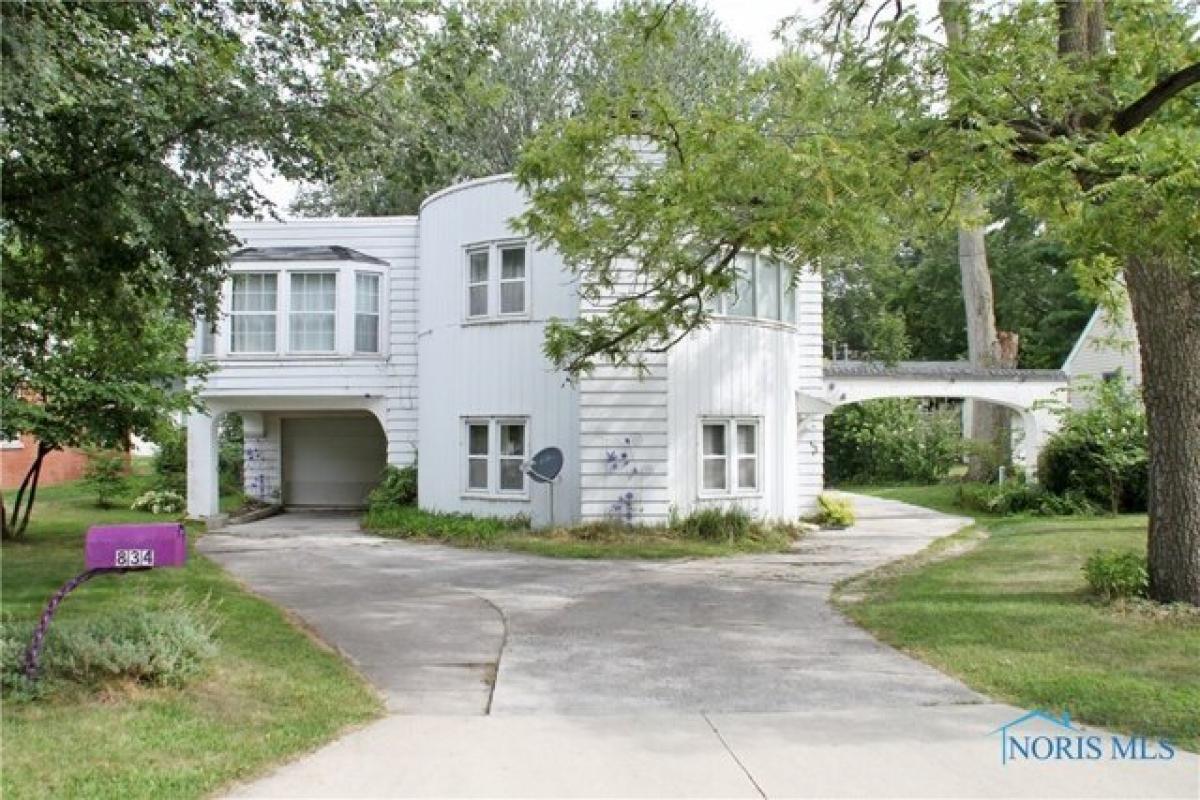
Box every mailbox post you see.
[23,523,188,681]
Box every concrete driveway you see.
[200,498,1200,798]
[199,496,978,716]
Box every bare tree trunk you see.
[941,1,1007,482]
[1125,255,1200,605]
[3,442,50,540]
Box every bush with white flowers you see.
[131,490,185,515]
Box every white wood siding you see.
[417,177,579,526]
[204,217,420,465]
[1062,304,1142,409]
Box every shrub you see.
[1083,550,1149,601]
[677,506,753,542]
[82,450,128,508]
[151,423,187,492]
[131,490,185,515]
[825,398,963,485]
[956,480,1099,517]
[815,493,856,527]
[1039,380,1147,513]
[2,593,219,696]
[369,463,418,509]
[217,414,244,497]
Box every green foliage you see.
[369,463,419,508]
[815,493,856,528]
[364,505,529,544]
[2,593,219,697]
[1083,550,1150,601]
[825,399,964,485]
[130,490,185,516]
[676,505,753,542]
[218,414,245,498]
[1040,380,1148,513]
[152,424,187,493]
[956,480,1099,517]
[81,451,128,509]
[297,0,750,216]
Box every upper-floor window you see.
[230,273,278,353]
[355,273,381,353]
[465,242,528,320]
[700,417,760,496]
[463,416,528,496]
[198,317,216,356]
[714,253,796,325]
[289,272,337,352]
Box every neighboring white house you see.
[1061,301,1143,408]
[186,174,827,525]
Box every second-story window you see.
[465,242,528,321]
[716,254,797,325]
[230,273,278,353]
[355,273,381,353]
[289,272,337,352]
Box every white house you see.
[187,174,827,526]
[1061,301,1142,408]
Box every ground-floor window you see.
[700,417,760,496]
[463,416,528,497]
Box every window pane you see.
[782,278,797,324]
[231,314,275,352]
[355,314,379,352]
[199,319,215,355]
[468,458,488,490]
[703,459,727,490]
[756,258,780,320]
[290,313,335,351]
[468,285,488,317]
[291,273,336,311]
[737,423,756,455]
[232,273,277,312]
[728,253,754,317]
[702,423,726,456]
[468,424,488,455]
[499,459,524,491]
[356,273,380,313]
[500,247,525,279]
[469,251,488,283]
[500,281,525,314]
[737,457,757,489]
[500,423,525,456]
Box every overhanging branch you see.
[1112,61,1200,135]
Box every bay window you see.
[230,273,278,353]
[700,417,760,496]
[464,417,528,496]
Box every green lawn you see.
[364,504,800,559]
[836,486,1200,752]
[2,480,382,800]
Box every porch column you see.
[186,411,220,519]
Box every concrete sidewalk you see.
[232,706,1199,798]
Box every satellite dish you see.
[525,447,563,484]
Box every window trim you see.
[461,416,530,499]
[353,271,382,354]
[698,416,762,499]
[286,270,338,354]
[229,271,280,355]
[462,240,530,323]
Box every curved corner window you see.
[715,254,796,325]
[464,242,528,321]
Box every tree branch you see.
[1112,61,1200,135]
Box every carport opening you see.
[279,412,387,510]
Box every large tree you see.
[296,0,751,216]
[515,0,1199,603]
[1,0,429,536]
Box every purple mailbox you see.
[85,523,187,569]
[23,523,188,681]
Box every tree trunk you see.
[1124,255,1200,605]
[3,442,50,540]
[940,1,1007,483]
